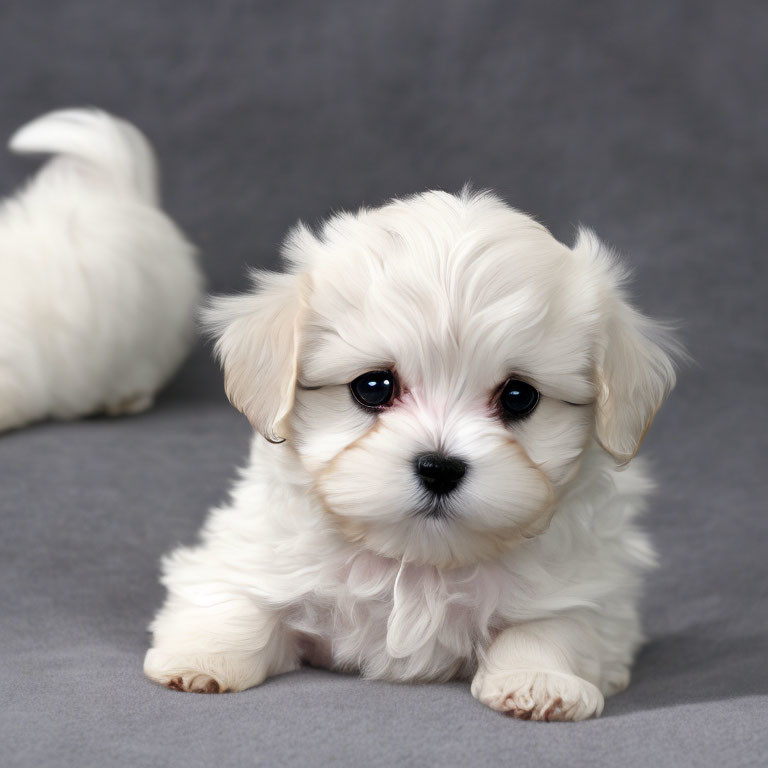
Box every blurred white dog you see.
[0,109,202,432]
[145,190,677,720]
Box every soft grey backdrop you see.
[1,2,766,766]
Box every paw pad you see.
[200,679,220,694]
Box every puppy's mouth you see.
[411,493,453,521]
[316,484,555,569]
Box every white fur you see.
[0,108,203,432]
[145,190,677,720]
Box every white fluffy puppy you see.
[0,109,202,432]
[145,190,677,720]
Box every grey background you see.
[1,1,766,766]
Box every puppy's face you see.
[207,192,676,568]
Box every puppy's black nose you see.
[414,453,467,495]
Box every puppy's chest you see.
[282,555,501,682]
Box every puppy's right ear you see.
[202,269,308,443]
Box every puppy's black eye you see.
[350,370,396,408]
[499,379,539,420]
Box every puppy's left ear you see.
[202,268,309,443]
[574,228,681,466]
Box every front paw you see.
[471,667,604,721]
[144,648,265,693]
[144,648,232,693]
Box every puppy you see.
[0,109,202,432]
[145,190,678,720]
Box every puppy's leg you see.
[472,617,607,721]
[145,577,298,694]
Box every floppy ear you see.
[202,270,308,443]
[574,228,679,466]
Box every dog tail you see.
[8,108,159,204]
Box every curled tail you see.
[8,108,159,204]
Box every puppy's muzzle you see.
[413,453,467,496]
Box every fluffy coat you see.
[0,109,202,432]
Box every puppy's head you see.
[205,191,677,568]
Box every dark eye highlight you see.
[499,378,539,420]
[350,370,396,408]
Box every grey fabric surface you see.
[1,2,766,766]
